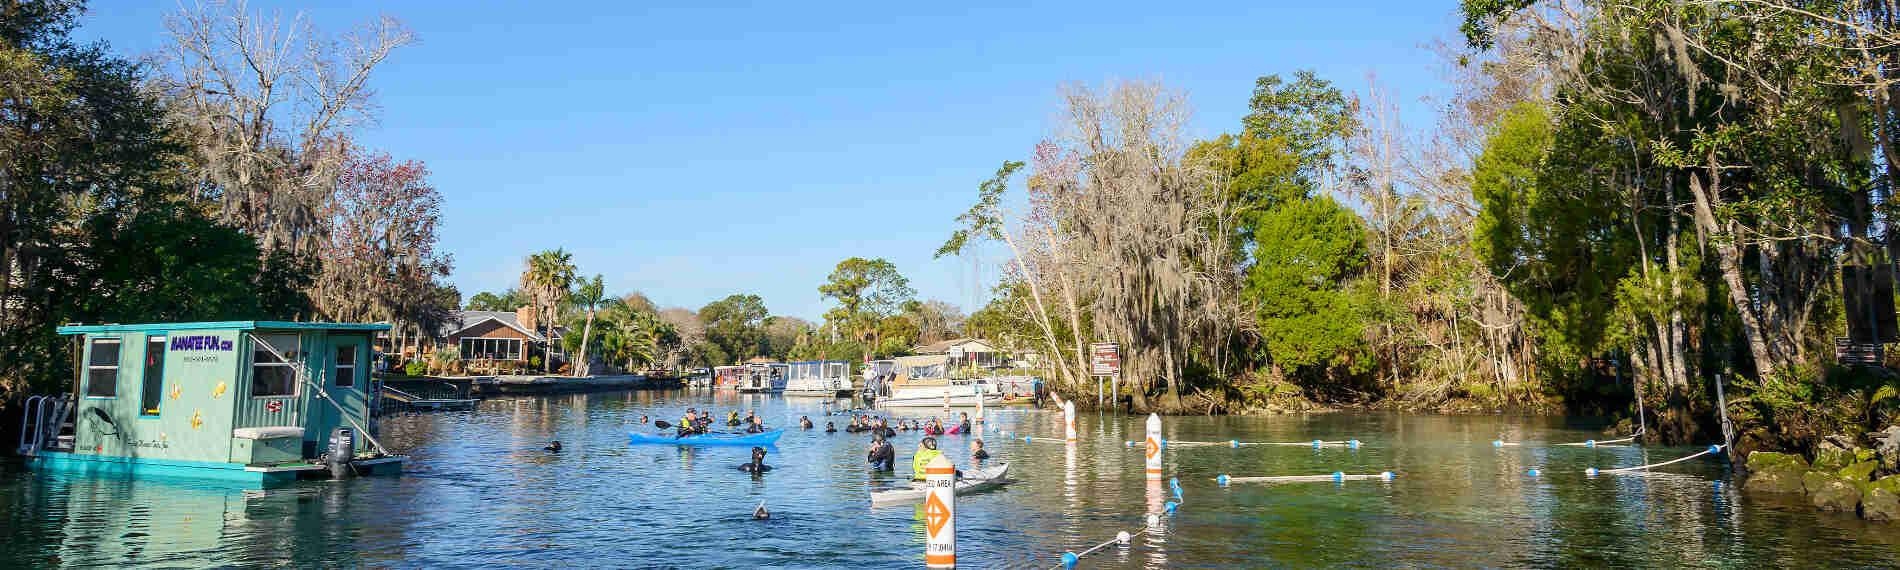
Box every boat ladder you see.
[16,395,74,456]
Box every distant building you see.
[375,306,565,367]
[910,338,1008,368]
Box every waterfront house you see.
[375,307,566,372]
[19,321,403,486]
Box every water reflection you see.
[2,396,1898,568]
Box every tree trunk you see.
[575,309,596,377]
[1687,168,1781,378]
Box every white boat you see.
[783,360,853,397]
[873,355,1005,407]
[737,362,787,393]
[870,462,1011,504]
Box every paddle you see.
[654,420,673,429]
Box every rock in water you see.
[1744,452,1808,494]
[1804,471,1863,513]
[1839,460,1879,483]
[1813,440,1858,472]
[1864,476,1900,522]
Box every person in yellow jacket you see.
[911,437,943,481]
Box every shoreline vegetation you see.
[3,0,1899,511]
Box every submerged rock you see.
[1804,471,1863,513]
[1866,488,1900,522]
[1745,452,1808,494]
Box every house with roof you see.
[376,307,565,371]
[910,338,1010,368]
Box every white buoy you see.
[924,454,956,568]
[1063,400,1078,442]
[1144,413,1163,480]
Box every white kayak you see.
[870,462,1010,504]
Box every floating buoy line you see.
[1125,438,1364,450]
[1587,445,1725,476]
[1494,428,1644,449]
[1216,471,1395,486]
[1052,479,1182,569]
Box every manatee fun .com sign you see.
[170,335,234,351]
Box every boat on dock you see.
[737,362,787,393]
[17,321,406,487]
[871,354,1006,407]
[782,360,853,397]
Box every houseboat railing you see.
[16,395,72,456]
[246,333,392,458]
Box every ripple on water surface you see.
[1,390,1896,568]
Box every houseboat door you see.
[312,336,368,456]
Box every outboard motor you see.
[327,427,356,479]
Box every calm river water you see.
[3,389,1897,568]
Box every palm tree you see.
[569,274,607,376]
[521,249,576,373]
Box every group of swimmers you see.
[641,408,769,437]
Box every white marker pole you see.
[924,455,957,568]
[974,383,986,424]
[1145,413,1163,480]
[942,388,952,417]
[1063,400,1078,442]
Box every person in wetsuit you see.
[971,439,990,462]
[545,440,563,452]
[745,415,766,434]
[799,416,813,429]
[958,412,972,434]
[825,422,837,433]
[911,437,943,481]
[867,433,895,471]
[739,446,772,473]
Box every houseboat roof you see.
[58,321,391,335]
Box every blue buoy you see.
[1585,467,1600,477]
[1169,477,1179,489]
[1708,445,1721,455]
[1023,436,1033,443]
[1160,438,1167,448]
[1061,551,1079,569]
[1380,471,1395,480]
[1492,440,1505,447]
[1217,474,1231,486]
[1527,468,1540,477]
[1332,471,1345,482]
[1585,439,1596,448]
[1172,486,1183,501]
[1348,439,1362,449]
[1164,500,1179,514]
[1312,439,1324,448]
[1230,439,1239,448]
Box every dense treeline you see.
[950,1,1900,450]
[0,1,454,397]
[464,253,966,373]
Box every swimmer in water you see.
[825,422,837,433]
[799,416,813,429]
[545,440,563,452]
[738,446,772,473]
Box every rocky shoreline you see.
[1744,426,1900,522]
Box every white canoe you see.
[870,462,1010,504]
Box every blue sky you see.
[78,1,1462,321]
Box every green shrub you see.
[404,360,426,377]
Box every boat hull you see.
[871,462,1010,503]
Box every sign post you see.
[1090,342,1121,411]
[924,455,956,568]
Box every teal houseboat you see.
[16,321,404,486]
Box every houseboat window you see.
[907,363,944,379]
[85,338,122,397]
[334,346,357,388]
[140,337,166,415]
[251,334,298,397]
